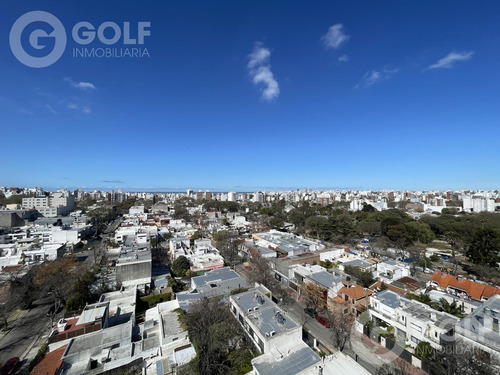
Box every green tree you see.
[167,276,184,293]
[185,297,253,375]
[362,203,376,212]
[439,298,462,316]
[172,256,191,277]
[305,216,328,239]
[174,206,190,220]
[269,217,284,230]
[415,341,433,359]
[343,266,376,288]
[405,221,435,244]
[467,228,500,267]
[213,230,239,266]
[357,220,381,236]
[66,269,97,311]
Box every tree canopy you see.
[467,228,500,267]
[172,256,191,277]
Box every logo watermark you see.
[9,11,66,68]
[9,10,151,68]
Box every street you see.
[234,264,394,374]
[0,217,122,372]
[0,296,53,372]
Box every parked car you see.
[316,316,331,328]
[1,357,20,375]
[304,307,318,318]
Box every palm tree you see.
[439,298,461,316]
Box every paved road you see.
[0,218,122,371]
[0,296,53,369]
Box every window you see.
[493,318,499,333]
[411,336,420,344]
[410,322,422,333]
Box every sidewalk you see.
[351,332,427,375]
[17,321,52,375]
[0,308,31,343]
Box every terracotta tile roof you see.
[431,271,500,300]
[333,296,347,304]
[369,281,406,296]
[339,284,373,300]
[30,344,67,375]
[1,265,22,273]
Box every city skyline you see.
[4,185,500,194]
[2,1,500,191]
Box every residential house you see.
[429,271,500,302]
[455,294,500,369]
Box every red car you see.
[1,357,20,375]
[316,316,331,328]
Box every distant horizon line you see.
[5,185,499,194]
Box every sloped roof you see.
[31,345,67,375]
[333,296,347,304]
[369,281,406,295]
[431,271,500,300]
[339,284,373,300]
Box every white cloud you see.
[44,104,57,114]
[428,51,473,69]
[338,54,350,63]
[67,103,91,114]
[247,43,280,102]
[356,68,399,88]
[64,77,97,90]
[322,24,350,50]
[248,46,271,69]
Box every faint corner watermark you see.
[10,10,151,68]
[9,10,67,68]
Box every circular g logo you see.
[9,11,66,68]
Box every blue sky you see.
[1,0,499,192]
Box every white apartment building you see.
[128,205,145,216]
[29,226,82,245]
[114,225,157,245]
[376,260,411,284]
[230,287,303,353]
[462,196,496,213]
[228,191,237,202]
[370,290,459,350]
[231,286,370,375]
[22,190,75,217]
[456,295,500,369]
